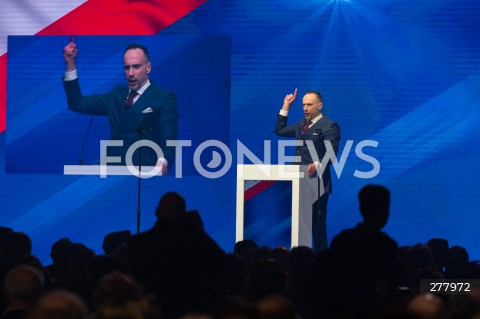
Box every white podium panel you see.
[236,164,324,248]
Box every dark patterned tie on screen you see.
[302,120,312,133]
[124,91,138,107]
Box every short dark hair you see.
[305,90,323,103]
[155,192,186,219]
[358,184,390,216]
[124,44,151,63]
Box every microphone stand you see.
[316,138,321,229]
[136,130,145,234]
[79,115,94,165]
[314,129,322,249]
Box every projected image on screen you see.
[6,35,231,174]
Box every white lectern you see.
[236,164,324,248]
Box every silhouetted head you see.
[289,246,315,267]
[4,264,45,304]
[358,184,390,229]
[102,230,131,255]
[234,239,258,256]
[408,293,449,319]
[248,259,286,301]
[0,231,32,260]
[215,298,257,319]
[155,192,187,220]
[445,246,469,279]
[406,244,434,278]
[50,238,74,264]
[426,238,449,270]
[29,290,87,319]
[256,295,296,319]
[0,226,14,242]
[93,271,143,307]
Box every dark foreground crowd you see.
[1,185,480,319]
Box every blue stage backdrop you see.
[1,0,480,264]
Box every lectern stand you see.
[236,164,324,248]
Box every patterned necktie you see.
[124,90,138,107]
[302,120,312,133]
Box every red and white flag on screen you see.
[0,0,206,133]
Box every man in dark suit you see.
[62,41,178,173]
[275,88,340,252]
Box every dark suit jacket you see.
[63,78,178,166]
[275,113,340,193]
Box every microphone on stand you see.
[313,128,323,222]
[79,115,94,165]
[135,127,152,234]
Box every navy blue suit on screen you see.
[63,78,178,167]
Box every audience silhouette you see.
[27,290,87,319]
[102,230,131,256]
[427,238,449,272]
[310,184,399,318]
[2,265,44,319]
[127,192,225,319]
[0,186,478,319]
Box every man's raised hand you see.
[282,88,298,111]
[63,40,78,71]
